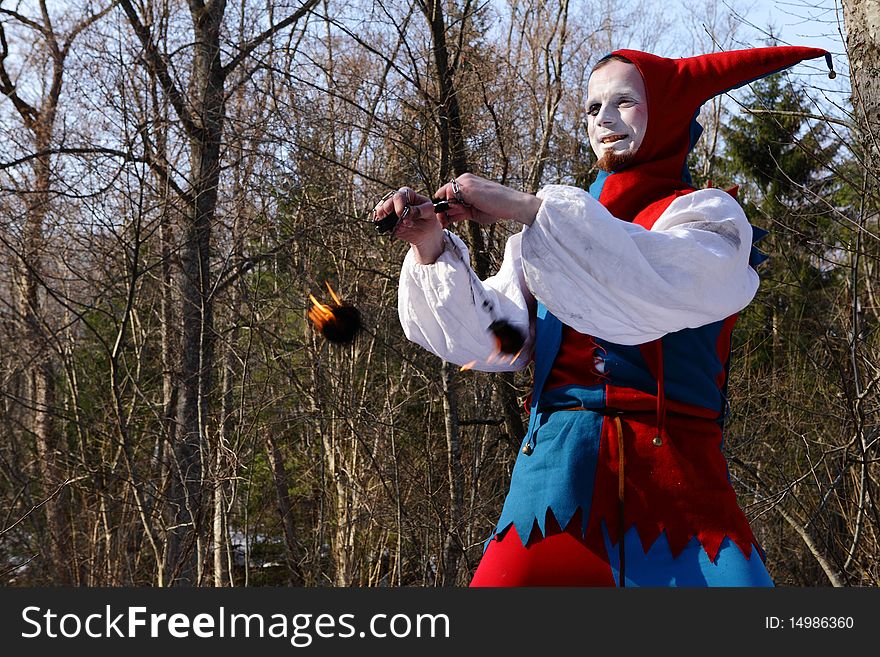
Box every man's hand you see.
[434,174,542,227]
[373,187,446,264]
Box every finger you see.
[434,182,453,200]
[403,202,421,221]
[442,203,470,220]
[373,189,398,218]
[393,187,416,216]
[397,186,429,206]
[410,200,436,219]
[398,186,415,203]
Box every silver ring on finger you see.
[372,189,396,219]
[450,177,468,206]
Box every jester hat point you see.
[589,46,833,225]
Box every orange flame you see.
[508,346,525,365]
[460,360,478,371]
[308,293,336,330]
[325,281,342,305]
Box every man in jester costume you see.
[375,45,834,586]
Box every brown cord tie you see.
[653,338,666,447]
[613,415,626,587]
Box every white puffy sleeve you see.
[520,185,759,345]
[398,230,535,371]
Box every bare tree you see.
[116,0,318,584]
[0,0,115,586]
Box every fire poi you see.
[307,282,362,344]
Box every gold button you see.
[522,443,533,455]
[652,435,663,447]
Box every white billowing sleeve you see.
[398,230,535,371]
[521,185,759,345]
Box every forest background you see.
[0,0,877,587]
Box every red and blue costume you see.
[399,46,833,586]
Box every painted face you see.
[586,60,648,171]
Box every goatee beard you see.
[597,149,637,172]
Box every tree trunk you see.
[19,127,72,586]
[212,438,227,587]
[525,0,569,194]
[440,362,464,585]
[423,0,472,586]
[165,0,227,586]
[495,372,525,444]
[266,431,304,585]
[117,0,316,586]
[842,0,880,181]
[1,7,83,587]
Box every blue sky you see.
[751,0,849,82]
[753,0,847,53]
[699,0,851,114]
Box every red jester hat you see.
[588,46,836,226]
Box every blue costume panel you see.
[602,528,774,587]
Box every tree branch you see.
[222,0,319,77]
[0,8,47,36]
[61,1,119,59]
[117,0,200,139]
[742,107,855,130]
[0,146,193,203]
[0,21,39,129]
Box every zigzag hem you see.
[490,505,765,565]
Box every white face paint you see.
[586,60,648,171]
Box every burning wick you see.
[489,320,526,355]
[459,321,526,372]
[308,282,362,344]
